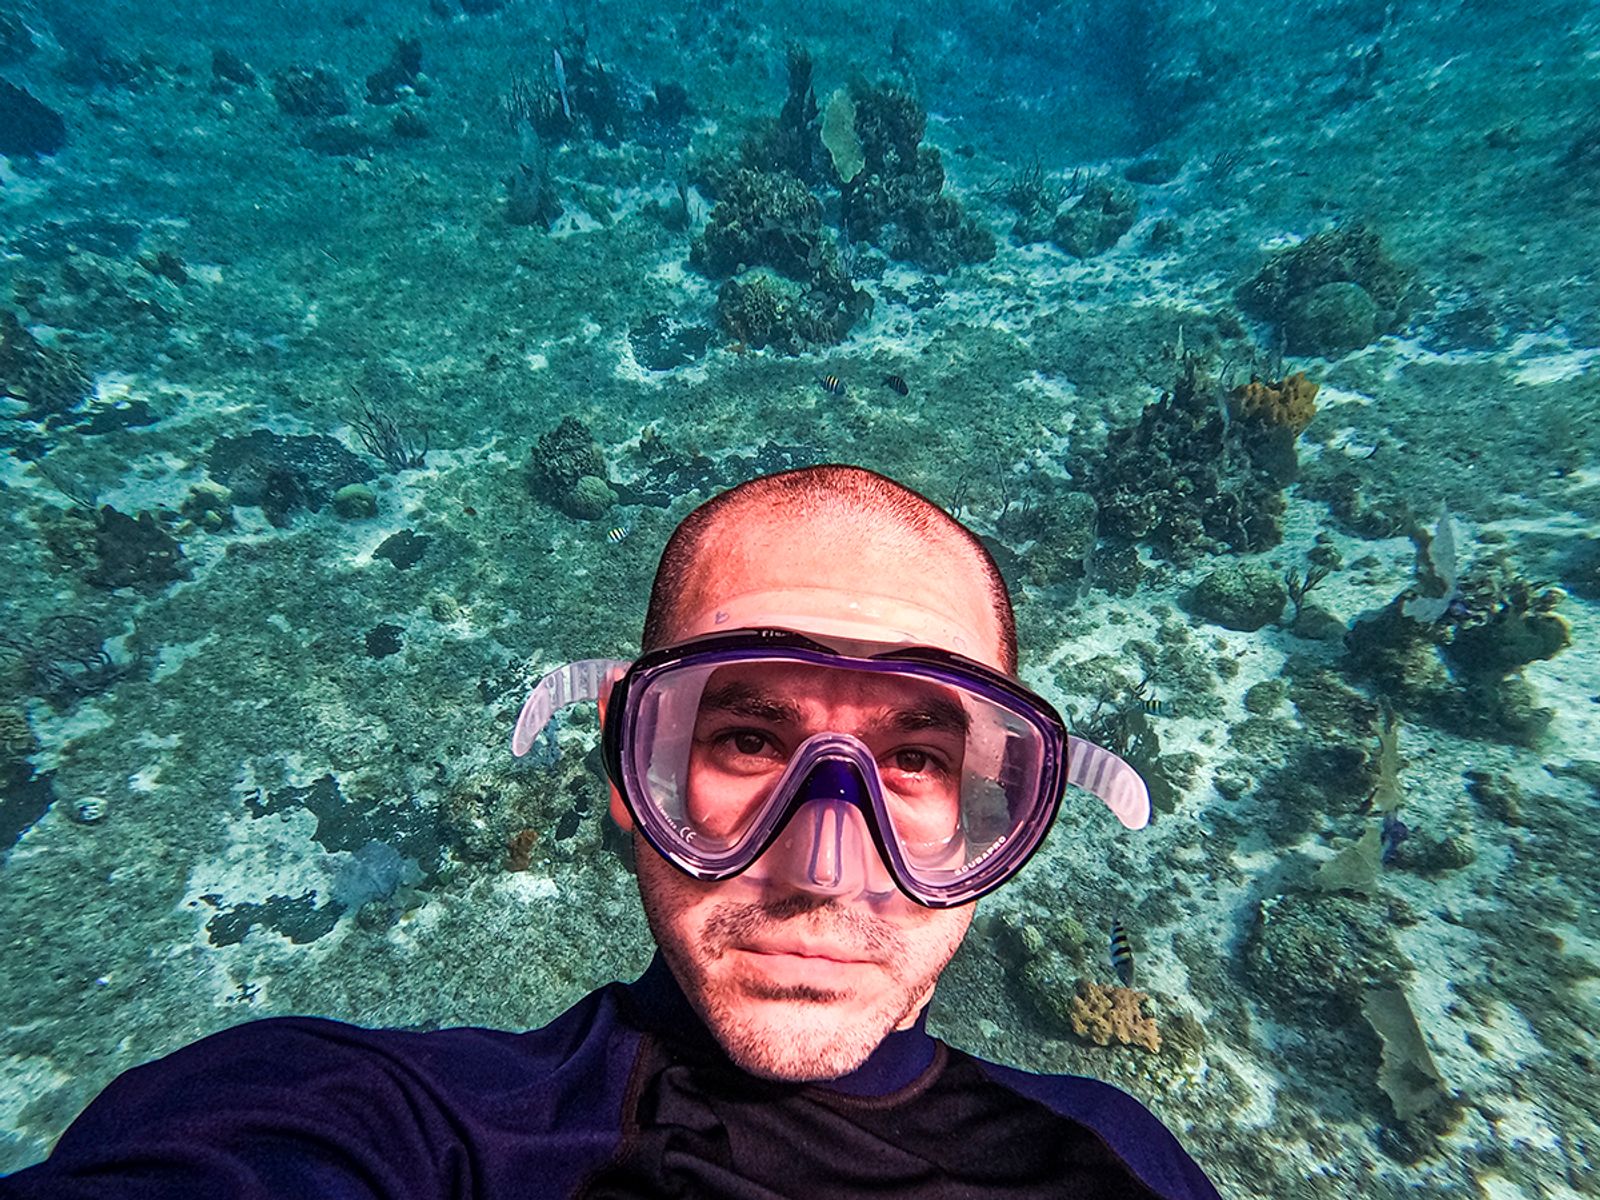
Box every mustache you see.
[700,894,907,962]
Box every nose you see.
[746,760,898,903]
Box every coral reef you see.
[1230,372,1318,435]
[692,169,868,351]
[527,417,616,520]
[1441,576,1571,679]
[209,430,376,527]
[1,313,90,418]
[89,506,190,590]
[1091,357,1294,564]
[271,66,350,118]
[693,169,830,281]
[820,90,864,183]
[728,46,825,186]
[178,481,235,534]
[1051,178,1139,258]
[1237,224,1415,357]
[365,35,423,106]
[992,158,1067,244]
[210,48,255,88]
[504,142,562,230]
[1068,980,1162,1053]
[350,366,429,471]
[839,82,995,272]
[0,615,125,704]
[331,483,377,520]
[1186,564,1287,631]
[1242,890,1411,1021]
[1345,541,1573,746]
[715,269,863,354]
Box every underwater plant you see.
[0,615,127,704]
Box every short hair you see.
[642,465,1018,673]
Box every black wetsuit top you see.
[1,955,1221,1199]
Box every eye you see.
[884,747,951,780]
[706,728,783,762]
[892,748,933,774]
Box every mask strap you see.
[511,659,631,757]
[1066,736,1151,830]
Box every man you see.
[3,465,1220,1198]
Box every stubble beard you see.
[638,851,967,1082]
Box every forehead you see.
[673,515,1004,666]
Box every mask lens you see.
[616,645,1061,902]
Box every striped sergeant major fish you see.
[606,524,631,545]
[1109,920,1135,987]
[818,373,846,396]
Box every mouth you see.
[737,941,874,966]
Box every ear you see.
[596,687,635,832]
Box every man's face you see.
[617,518,1004,1081]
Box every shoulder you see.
[953,1050,1223,1200]
[12,989,649,1195]
[57,988,643,1146]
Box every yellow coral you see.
[1069,980,1162,1053]
[1231,372,1319,435]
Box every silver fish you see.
[552,48,572,120]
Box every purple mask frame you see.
[601,629,1069,907]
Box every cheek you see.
[635,837,717,941]
[905,904,974,962]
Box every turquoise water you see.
[2,0,1598,1193]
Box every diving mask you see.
[512,628,1150,907]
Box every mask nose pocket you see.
[757,759,895,901]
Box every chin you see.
[634,835,972,1081]
[703,987,903,1082]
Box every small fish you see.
[1108,920,1135,987]
[819,373,846,396]
[1140,698,1173,718]
[1380,813,1410,865]
[606,525,631,545]
[883,373,909,396]
[552,48,572,121]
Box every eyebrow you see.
[698,683,969,737]
[699,682,806,726]
[878,695,970,738]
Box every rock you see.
[0,79,65,157]
[272,66,349,118]
[209,430,375,525]
[374,529,430,569]
[1188,564,1286,631]
[628,314,715,371]
[331,483,378,519]
[563,474,616,520]
[180,480,235,532]
[527,417,608,505]
[89,506,190,590]
[1284,281,1380,357]
[1051,179,1138,258]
